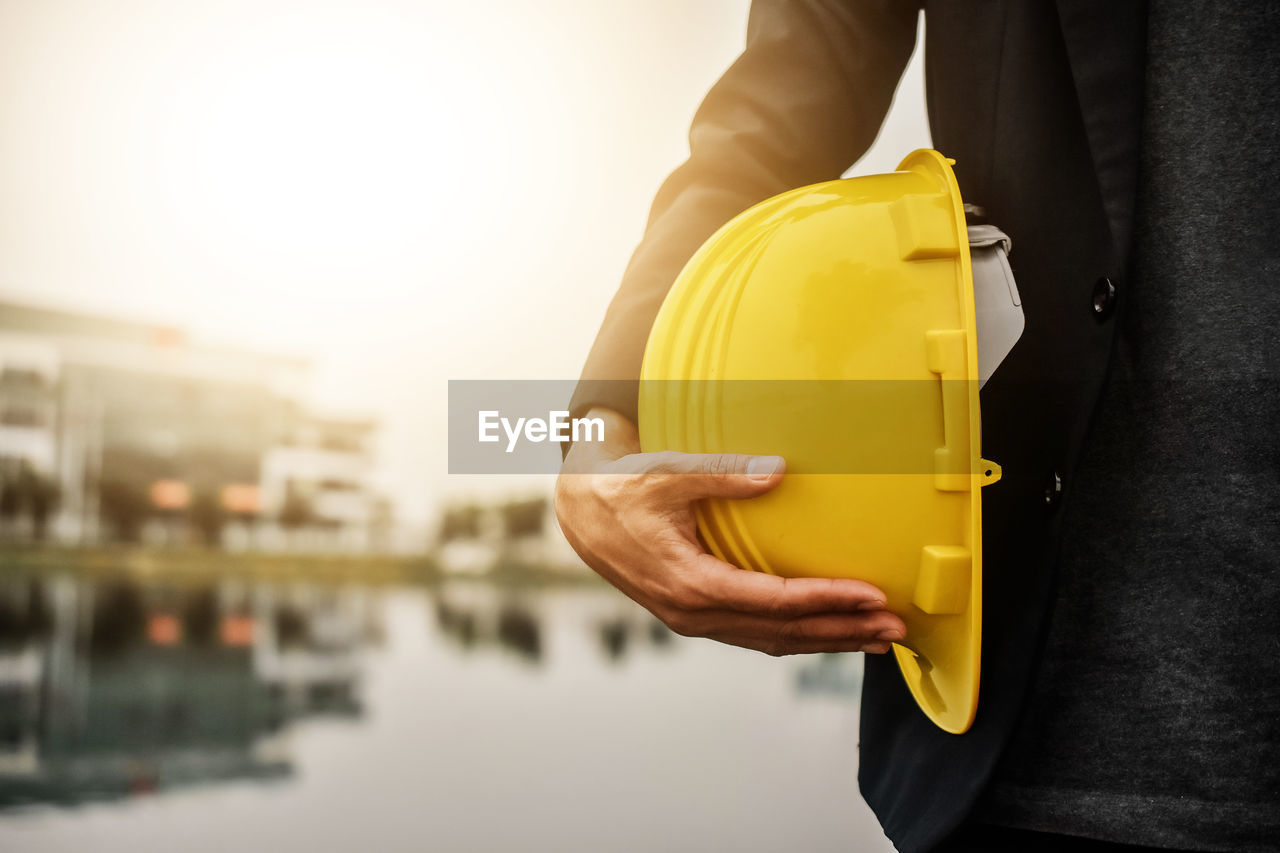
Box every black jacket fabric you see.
[569,2,1146,851]
[971,3,1280,849]
[861,3,1147,850]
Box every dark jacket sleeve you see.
[568,0,922,426]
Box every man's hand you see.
[555,407,906,656]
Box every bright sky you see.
[0,0,929,525]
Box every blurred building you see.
[256,413,388,553]
[0,299,389,551]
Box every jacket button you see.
[1043,471,1063,509]
[1092,277,1116,320]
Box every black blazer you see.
[569,2,1146,851]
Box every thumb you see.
[637,451,786,500]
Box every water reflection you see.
[793,652,866,697]
[0,574,378,808]
[431,582,674,666]
[0,573,890,853]
[434,594,547,663]
[0,574,681,810]
[596,614,674,662]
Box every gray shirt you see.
[974,5,1280,851]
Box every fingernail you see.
[875,629,904,642]
[856,599,886,611]
[747,456,783,480]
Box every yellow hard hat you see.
[639,149,1008,734]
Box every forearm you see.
[569,0,922,424]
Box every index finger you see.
[688,552,890,616]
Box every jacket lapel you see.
[1055,0,1147,265]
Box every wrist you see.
[561,407,639,472]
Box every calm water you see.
[0,573,895,852]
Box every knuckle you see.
[650,451,685,475]
[666,574,695,603]
[663,579,703,614]
[603,461,665,498]
[761,585,790,618]
[635,472,671,499]
[635,451,682,477]
[661,608,697,638]
[704,454,737,479]
[590,473,631,505]
[661,592,689,620]
[655,577,711,637]
[766,621,800,657]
